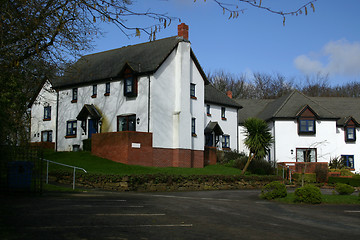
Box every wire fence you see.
[0,145,44,193]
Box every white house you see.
[237,90,360,173]
[29,23,241,168]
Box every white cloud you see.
[294,39,360,77]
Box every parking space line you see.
[344,210,360,213]
[28,224,193,230]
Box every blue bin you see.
[7,161,34,190]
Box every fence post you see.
[46,160,49,184]
[73,168,76,190]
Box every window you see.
[221,107,226,120]
[191,118,196,136]
[296,148,317,162]
[81,120,87,133]
[72,88,78,103]
[66,120,77,137]
[43,106,51,120]
[190,83,196,99]
[345,127,356,142]
[222,135,230,149]
[41,130,52,142]
[206,104,211,116]
[92,85,97,98]
[105,82,110,96]
[298,118,315,134]
[117,115,136,131]
[124,76,137,97]
[341,155,354,169]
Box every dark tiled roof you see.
[311,97,360,126]
[235,99,274,124]
[76,104,101,120]
[205,85,242,109]
[53,36,208,89]
[236,90,346,124]
[257,91,337,120]
[204,121,224,135]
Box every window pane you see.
[125,78,133,94]
[48,131,52,142]
[308,121,314,131]
[128,116,136,131]
[42,132,48,142]
[118,117,126,131]
[106,82,110,93]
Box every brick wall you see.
[204,146,217,166]
[92,132,204,168]
[30,142,55,150]
[92,132,153,166]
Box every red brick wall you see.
[204,147,217,166]
[92,132,153,166]
[92,132,205,168]
[30,142,55,150]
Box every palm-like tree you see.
[241,118,273,175]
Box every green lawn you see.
[43,150,244,176]
[275,192,360,204]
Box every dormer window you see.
[72,88,78,103]
[123,67,137,98]
[345,127,356,142]
[299,118,315,134]
[92,84,97,98]
[297,105,317,135]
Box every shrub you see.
[328,177,360,187]
[83,139,91,151]
[260,181,287,200]
[335,183,355,195]
[232,157,275,175]
[340,169,354,176]
[315,165,328,183]
[292,173,316,185]
[294,184,322,204]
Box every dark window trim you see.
[72,88,78,103]
[298,118,316,135]
[41,130,53,142]
[296,148,317,162]
[91,84,97,98]
[206,104,211,116]
[221,107,226,120]
[191,118,197,137]
[341,155,355,169]
[66,120,77,138]
[345,126,356,142]
[190,83,197,99]
[117,114,136,132]
[43,106,51,121]
[105,82,111,96]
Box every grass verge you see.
[43,150,244,176]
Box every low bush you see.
[328,177,360,187]
[335,183,355,195]
[232,157,275,175]
[292,173,316,185]
[82,139,91,151]
[260,181,287,200]
[315,165,328,183]
[294,184,322,204]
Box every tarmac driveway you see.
[1,189,360,240]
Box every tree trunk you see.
[241,154,255,175]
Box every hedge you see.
[328,177,360,187]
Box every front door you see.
[88,119,98,138]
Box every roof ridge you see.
[208,84,242,107]
[272,90,296,117]
[82,36,181,58]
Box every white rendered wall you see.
[205,104,238,151]
[151,41,204,150]
[57,76,149,151]
[30,80,57,143]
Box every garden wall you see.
[50,173,281,192]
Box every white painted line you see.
[70,205,143,208]
[147,194,235,202]
[95,213,166,216]
[29,224,193,230]
[344,210,360,213]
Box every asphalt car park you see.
[1,189,360,240]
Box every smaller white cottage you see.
[237,90,360,173]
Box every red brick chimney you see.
[226,90,233,99]
[178,23,189,40]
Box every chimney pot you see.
[178,23,189,40]
[226,90,233,99]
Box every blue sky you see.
[90,0,360,86]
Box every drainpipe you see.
[148,75,151,133]
[55,90,59,152]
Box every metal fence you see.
[0,145,44,193]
